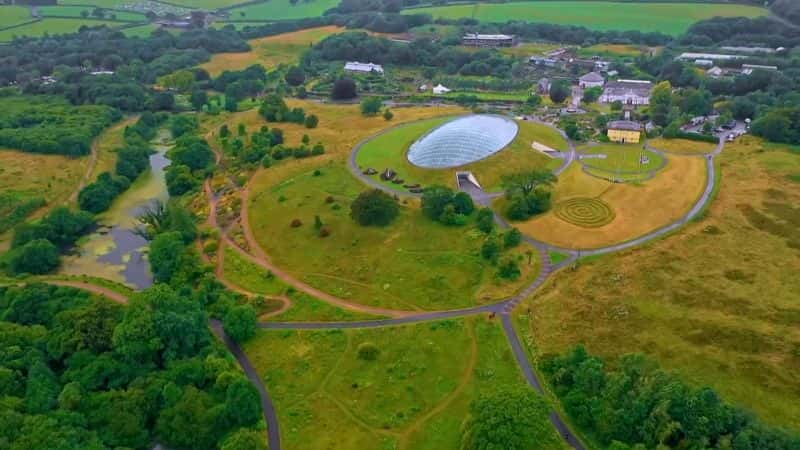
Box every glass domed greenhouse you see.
[406,115,518,169]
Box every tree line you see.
[542,346,800,449]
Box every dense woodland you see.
[542,347,800,449]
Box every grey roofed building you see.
[344,61,384,74]
[600,79,653,105]
[579,71,605,88]
[462,33,517,47]
[608,120,642,132]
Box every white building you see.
[677,52,745,61]
[432,84,451,95]
[344,61,384,74]
[600,79,652,105]
[579,71,605,89]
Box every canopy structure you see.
[407,115,518,169]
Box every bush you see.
[383,109,394,121]
[481,237,502,263]
[304,114,319,129]
[476,208,495,234]
[223,305,257,343]
[497,256,521,280]
[7,239,60,274]
[290,219,302,228]
[350,189,399,226]
[357,342,379,360]
[360,97,383,116]
[504,228,522,248]
[319,226,331,238]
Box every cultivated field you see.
[514,136,800,429]
[37,5,146,21]
[243,318,568,450]
[509,153,707,249]
[201,26,343,76]
[0,18,123,41]
[355,118,564,192]
[403,1,766,35]
[227,0,340,21]
[0,6,34,29]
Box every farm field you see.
[0,6,34,29]
[121,23,159,37]
[162,0,247,9]
[577,43,652,58]
[355,117,564,192]
[227,0,341,21]
[403,1,766,35]
[201,26,344,76]
[243,317,569,450]
[37,5,146,21]
[0,18,123,41]
[506,153,707,249]
[247,161,541,311]
[649,137,719,155]
[513,136,800,429]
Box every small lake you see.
[61,132,171,289]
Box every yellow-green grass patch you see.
[243,317,567,450]
[649,137,718,155]
[200,26,344,76]
[163,0,246,8]
[37,5,146,21]
[0,18,123,41]
[403,1,766,36]
[222,246,382,321]
[509,154,707,249]
[499,41,564,58]
[0,6,33,29]
[248,161,541,310]
[121,23,159,38]
[356,117,565,192]
[0,149,87,212]
[513,136,800,429]
[577,43,647,58]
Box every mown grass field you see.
[649,137,718,155]
[507,153,707,249]
[248,161,541,311]
[0,6,33,29]
[37,5,146,21]
[227,0,340,21]
[580,143,665,174]
[403,1,766,35]
[355,117,564,192]
[514,136,800,430]
[0,18,123,41]
[243,317,568,450]
[200,26,343,76]
[121,23,159,38]
[164,0,247,9]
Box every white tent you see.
[432,84,451,95]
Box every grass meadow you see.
[355,117,564,192]
[247,161,541,311]
[200,26,343,76]
[37,5,146,21]
[228,0,341,21]
[514,136,800,429]
[243,317,568,450]
[505,153,707,249]
[0,6,34,29]
[649,137,719,155]
[0,18,123,41]
[403,1,766,35]
[580,143,665,174]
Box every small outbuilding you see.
[579,71,605,88]
[607,120,642,144]
[432,84,451,95]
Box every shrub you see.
[305,114,319,128]
[360,97,383,116]
[290,219,302,228]
[497,256,521,280]
[223,305,258,342]
[7,239,60,275]
[357,342,379,360]
[476,208,495,234]
[383,109,394,121]
[319,226,331,238]
[325,196,335,204]
[504,228,522,248]
[350,189,399,226]
[481,237,502,263]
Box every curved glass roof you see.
[407,115,519,169]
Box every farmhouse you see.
[607,120,642,144]
[462,33,517,47]
[344,61,384,74]
[579,72,605,88]
[600,80,652,105]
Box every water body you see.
[61,133,171,289]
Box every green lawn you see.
[579,143,665,175]
[356,117,563,193]
[0,6,33,29]
[243,317,568,450]
[227,0,340,20]
[121,23,159,38]
[403,1,766,35]
[167,0,250,9]
[37,5,146,22]
[0,18,123,41]
[247,160,541,311]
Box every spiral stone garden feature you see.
[554,197,615,228]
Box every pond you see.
[61,132,171,289]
